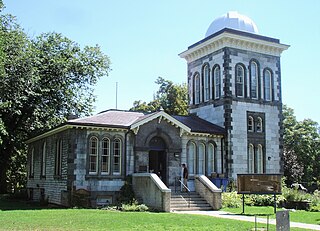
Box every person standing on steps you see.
[181,163,188,192]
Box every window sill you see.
[85,175,124,180]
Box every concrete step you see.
[170,192,212,211]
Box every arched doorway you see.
[149,136,167,185]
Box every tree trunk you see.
[0,166,8,193]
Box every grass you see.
[222,206,320,225]
[0,198,314,231]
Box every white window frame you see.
[113,138,122,175]
[250,62,258,99]
[187,142,196,175]
[194,74,200,104]
[236,64,244,97]
[203,65,210,102]
[101,138,110,175]
[248,116,254,132]
[264,70,272,101]
[198,143,205,175]
[248,144,254,173]
[89,136,98,174]
[256,145,263,173]
[207,143,215,175]
[256,117,263,132]
[214,66,221,99]
[41,142,46,177]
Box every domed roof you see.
[205,11,259,37]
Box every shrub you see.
[121,200,148,212]
[222,191,241,208]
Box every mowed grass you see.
[0,199,313,231]
[222,206,320,225]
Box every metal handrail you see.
[178,179,191,208]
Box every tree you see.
[130,77,188,115]
[283,105,320,187]
[0,6,111,193]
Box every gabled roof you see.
[173,115,225,135]
[27,109,225,143]
[67,109,145,128]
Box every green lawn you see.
[0,198,314,231]
[222,206,320,225]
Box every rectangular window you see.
[113,139,121,175]
[89,137,98,174]
[41,142,46,177]
[101,138,110,174]
[29,148,34,178]
[55,140,62,176]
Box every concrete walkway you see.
[173,210,320,230]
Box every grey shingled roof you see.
[67,110,145,128]
[67,109,225,135]
[173,115,225,135]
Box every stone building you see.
[26,11,288,208]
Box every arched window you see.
[187,142,196,175]
[203,65,210,102]
[250,61,258,99]
[89,137,98,174]
[55,139,63,176]
[194,74,200,104]
[256,117,263,132]
[113,138,122,175]
[101,138,110,174]
[248,116,254,132]
[236,64,245,97]
[257,145,264,173]
[198,143,205,175]
[41,142,46,177]
[248,144,254,173]
[213,66,221,99]
[264,69,272,101]
[207,143,216,175]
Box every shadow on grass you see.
[0,194,63,211]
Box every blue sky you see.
[4,0,320,123]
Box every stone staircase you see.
[170,191,212,211]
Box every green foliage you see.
[117,175,135,204]
[222,191,241,208]
[130,76,188,115]
[283,105,320,186]
[121,200,149,212]
[0,5,111,192]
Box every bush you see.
[121,200,148,212]
[222,192,241,208]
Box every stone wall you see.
[194,175,222,210]
[132,173,171,212]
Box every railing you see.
[175,177,191,208]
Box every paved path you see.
[173,210,320,230]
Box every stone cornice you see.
[179,31,289,63]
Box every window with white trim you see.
[55,139,62,176]
[198,143,205,175]
[101,138,110,174]
[236,64,245,97]
[256,117,263,132]
[41,142,46,177]
[264,69,272,101]
[89,136,98,174]
[207,143,215,175]
[194,74,200,104]
[214,66,221,99]
[113,138,121,175]
[187,142,196,175]
[203,65,210,102]
[248,116,254,132]
[29,148,34,178]
[248,144,254,173]
[257,145,263,173]
[250,61,258,99]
